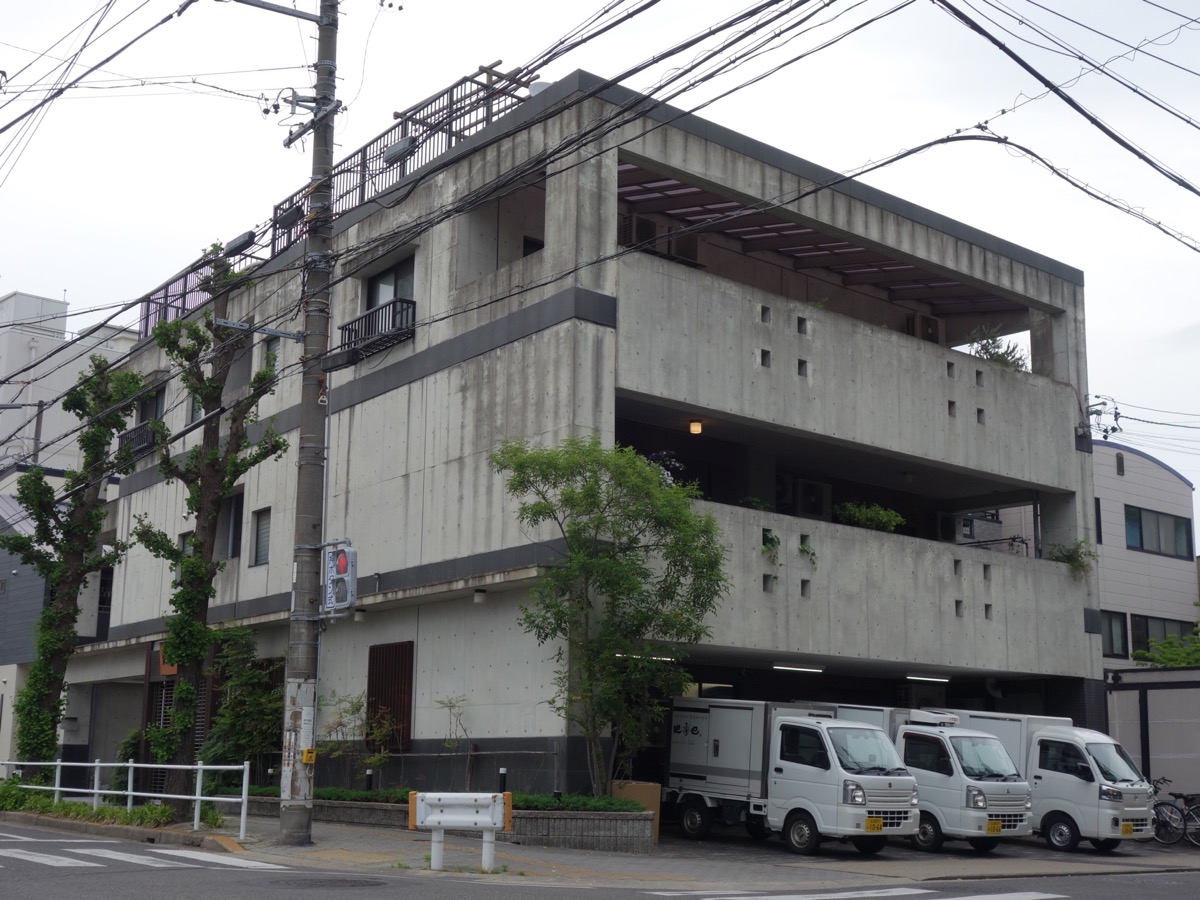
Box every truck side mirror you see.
[814,750,830,770]
[1074,762,1094,782]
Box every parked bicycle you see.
[1165,785,1200,848]
[1136,777,1186,845]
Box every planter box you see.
[246,797,655,854]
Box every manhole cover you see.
[272,879,387,889]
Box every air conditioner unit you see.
[908,314,944,344]
[618,214,667,254]
[669,229,701,265]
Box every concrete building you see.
[62,69,1102,792]
[1090,442,1197,665]
[0,291,137,767]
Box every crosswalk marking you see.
[146,848,288,869]
[643,892,1065,900]
[0,848,103,867]
[647,892,933,899]
[68,848,197,867]
[0,833,116,843]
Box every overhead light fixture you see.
[689,420,702,435]
[383,135,417,167]
[773,664,824,674]
[907,674,950,683]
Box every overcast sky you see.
[3,0,1199,500]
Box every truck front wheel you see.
[679,797,713,840]
[913,812,944,852]
[1042,813,1081,851]
[783,811,821,855]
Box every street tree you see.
[0,357,143,766]
[1135,632,1200,667]
[489,435,728,796]
[132,252,286,803]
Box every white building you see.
[64,69,1103,792]
[1092,442,1197,665]
[0,290,137,768]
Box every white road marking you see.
[68,848,197,867]
[0,848,104,866]
[647,891,934,899]
[935,895,1067,900]
[0,833,116,843]
[145,848,288,869]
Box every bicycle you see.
[1136,777,1186,845]
[1165,787,1200,848]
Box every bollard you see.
[497,767,506,793]
[365,768,373,792]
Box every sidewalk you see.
[6,809,1200,891]
[222,815,1200,891]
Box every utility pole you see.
[228,0,340,847]
[281,0,339,847]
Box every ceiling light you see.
[689,420,702,435]
[773,664,824,674]
[907,674,950,683]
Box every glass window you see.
[252,507,271,566]
[903,733,953,775]
[1101,610,1128,658]
[262,335,281,371]
[780,725,828,769]
[1125,505,1193,559]
[366,257,414,310]
[1131,615,1195,655]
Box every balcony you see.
[694,502,1091,679]
[117,420,159,459]
[323,298,416,371]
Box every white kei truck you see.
[928,708,1153,851]
[663,698,919,855]
[800,703,1032,852]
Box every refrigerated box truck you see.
[664,698,918,855]
[928,708,1153,851]
[798,703,1032,852]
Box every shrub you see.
[511,792,644,812]
[1045,540,1098,579]
[833,502,905,533]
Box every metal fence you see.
[1,758,252,840]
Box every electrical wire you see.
[0,0,201,138]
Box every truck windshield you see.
[828,727,907,775]
[1087,741,1145,784]
[949,735,1022,780]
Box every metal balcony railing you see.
[117,421,158,458]
[336,298,417,361]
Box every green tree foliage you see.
[198,627,283,785]
[1135,631,1200,667]
[0,357,142,766]
[131,254,286,803]
[489,435,729,796]
[966,325,1029,371]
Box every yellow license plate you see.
[1121,822,1134,836]
[865,817,883,833]
[986,820,1002,835]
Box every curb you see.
[0,810,236,853]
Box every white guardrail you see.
[1,759,252,841]
[409,791,513,871]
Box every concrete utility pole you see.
[280,0,339,847]
[229,0,340,847]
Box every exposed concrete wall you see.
[705,502,1097,679]
[616,253,1081,492]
